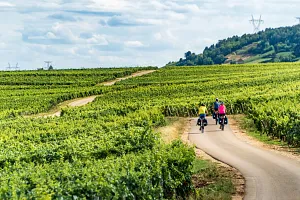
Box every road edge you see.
[183,118,245,200]
[228,115,300,161]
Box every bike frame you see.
[220,115,225,131]
[214,110,219,124]
[199,117,205,133]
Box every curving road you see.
[189,118,300,200]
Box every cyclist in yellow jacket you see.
[198,103,208,119]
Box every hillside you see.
[168,25,300,66]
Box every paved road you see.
[189,118,300,200]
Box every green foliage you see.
[170,25,300,66]
[118,63,300,146]
[0,104,194,198]
[0,66,195,198]
[293,44,300,57]
[0,142,194,199]
[2,63,300,197]
[191,159,234,200]
[0,67,157,118]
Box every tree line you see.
[168,25,300,66]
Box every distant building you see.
[237,59,244,64]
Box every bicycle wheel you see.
[221,124,224,131]
[201,126,204,133]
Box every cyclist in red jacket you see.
[218,102,226,129]
[218,102,226,116]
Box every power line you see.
[14,62,19,70]
[44,61,52,69]
[6,63,11,71]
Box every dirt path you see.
[189,117,300,200]
[44,96,98,117]
[101,70,156,86]
[40,70,156,117]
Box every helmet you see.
[216,98,219,101]
[220,102,224,105]
[201,103,205,106]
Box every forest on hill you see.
[168,25,300,66]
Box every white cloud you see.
[86,34,108,45]
[87,0,132,11]
[0,42,6,48]
[0,2,14,7]
[46,32,57,39]
[165,1,200,13]
[154,33,162,40]
[125,41,144,48]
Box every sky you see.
[0,0,300,70]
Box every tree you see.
[186,60,194,66]
[203,57,214,65]
[185,51,192,59]
[214,54,226,64]
[172,25,300,66]
[196,55,204,65]
[294,44,300,57]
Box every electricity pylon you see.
[296,17,300,25]
[250,15,264,33]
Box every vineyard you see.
[115,63,300,146]
[0,63,299,198]
[0,67,155,118]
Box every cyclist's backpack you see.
[203,119,208,126]
[219,117,228,124]
[219,118,222,124]
[197,118,201,126]
[224,116,228,124]
[196,118,208,126]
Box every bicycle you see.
[197,116,207,133]
[219,114,227,131]
[212,110,219,125]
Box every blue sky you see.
[0,0,299,70]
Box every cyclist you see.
[218,102,226,129]
[198,103,208,119]
[213,98,220,119]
